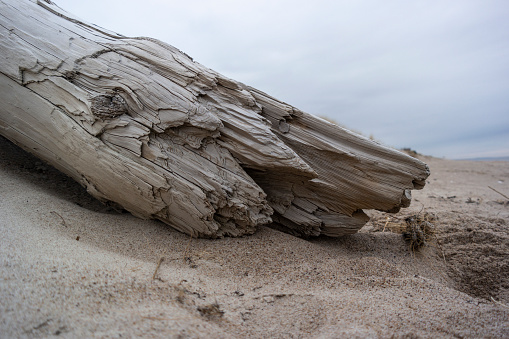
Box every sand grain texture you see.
[1,136,508,337]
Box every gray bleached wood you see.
[0,0,430,238]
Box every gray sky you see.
[56,0,509,159]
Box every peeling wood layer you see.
[0,0,429,238]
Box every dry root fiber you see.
[402,213,436,251]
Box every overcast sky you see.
[55,0,509,159]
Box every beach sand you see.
[1,135,508,338]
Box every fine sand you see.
[1,136,508,338]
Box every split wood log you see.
[0,0,430,238]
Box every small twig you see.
[488,186,509,200]
[142,316,168,320]
[183,233,193,261]
[416,202,425,216]
[152,257,164,280]
[142,315,177,321]
[142,315,188,321]
[33,318,51,330]
[382,218,389,232]
[50,211,67,227]
[491,297,509,309]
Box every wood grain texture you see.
[0,0,429,237]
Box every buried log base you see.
[270,210,370,238]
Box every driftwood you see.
[0,0,429,238]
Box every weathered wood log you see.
[0,0,429,238]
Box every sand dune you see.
[1,136,508,338]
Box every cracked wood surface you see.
[0,0,430,238]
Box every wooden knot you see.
[278,119,290,134]
[91,94,127,119]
